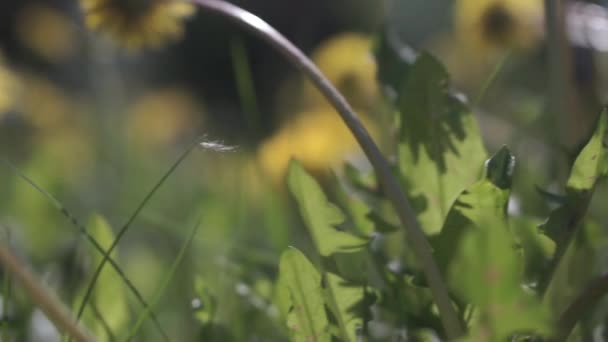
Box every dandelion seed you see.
[199,140,238,153]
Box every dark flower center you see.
[481,3,515,45]
[107,0,159,16]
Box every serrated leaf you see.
[373,29,416,100]
[287,161,368,256]
[433,148,548,339]
[324,273,365,342]
[433,147,515,273]
[277,248,331,342]
[395,53,487,234]
[78,214,128,340]
[366,211,399,234]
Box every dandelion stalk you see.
[553,273,608,341]
[0,243,93,342]
[188,0,464,338]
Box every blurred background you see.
[1,0,608,340]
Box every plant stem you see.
[188,0,464,338]
[552,273,608,341]
[0,244,93,342]
[544,0,572,180]
[230,36,262,136]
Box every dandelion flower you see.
[302,33,378,110]
[127,87,202,147]
[0,55,19,118]
[19,75,79,131]
[455,0,543,53]
[16,4,77,62]
[80,0,196,50]
[257,107,376,184]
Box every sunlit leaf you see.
[434,148,549,338]
[276,247,330,342]
[539,111,608,295]
[324,273,365,341]
[394,53,487,234]
[287,160,368,256]
[566,110,608,193]
[433,147,515,273]
[542,110,607,242]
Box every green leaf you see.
[539,110,608,287]
[78,215,129,340]
[509,216,555,283]
[433,147,515,273]
[433,148,549,338]
[125,216,201,340]
[544,221,603,314]
[276,248,331,342]
[566,110,608,193]
[395,53,487,234]
[373,29,416,100]
[324,273,365,341]
[287,161,368,256]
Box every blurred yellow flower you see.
[15,4,77,62]
[455,0,544,53]
[302,33,378,110]
[17,75,93,177]
[127,87,202,147]
[19,75,80,131]
[0,55,19,118]
[257,108,375,184]
[80,0,196,50]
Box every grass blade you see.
[72,140,199,336]
[0,158,170,342]
[125,216,202,341]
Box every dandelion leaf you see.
[394,53,487,234]
[287,160,368,257]
[324,273,365,342]
[277,247,331,342]
[540,110,608,244]
[434,148,549,338]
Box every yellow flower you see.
[455,0,544,53]
[15,4,77,62]
[0,55,19,118]
[127,87,202,147]
[302,33,378,110]
[257,107,375,184]
[80,0,196,50]
[19,75,81,131]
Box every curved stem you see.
[553,273,608,341]
[188,0,464,338]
